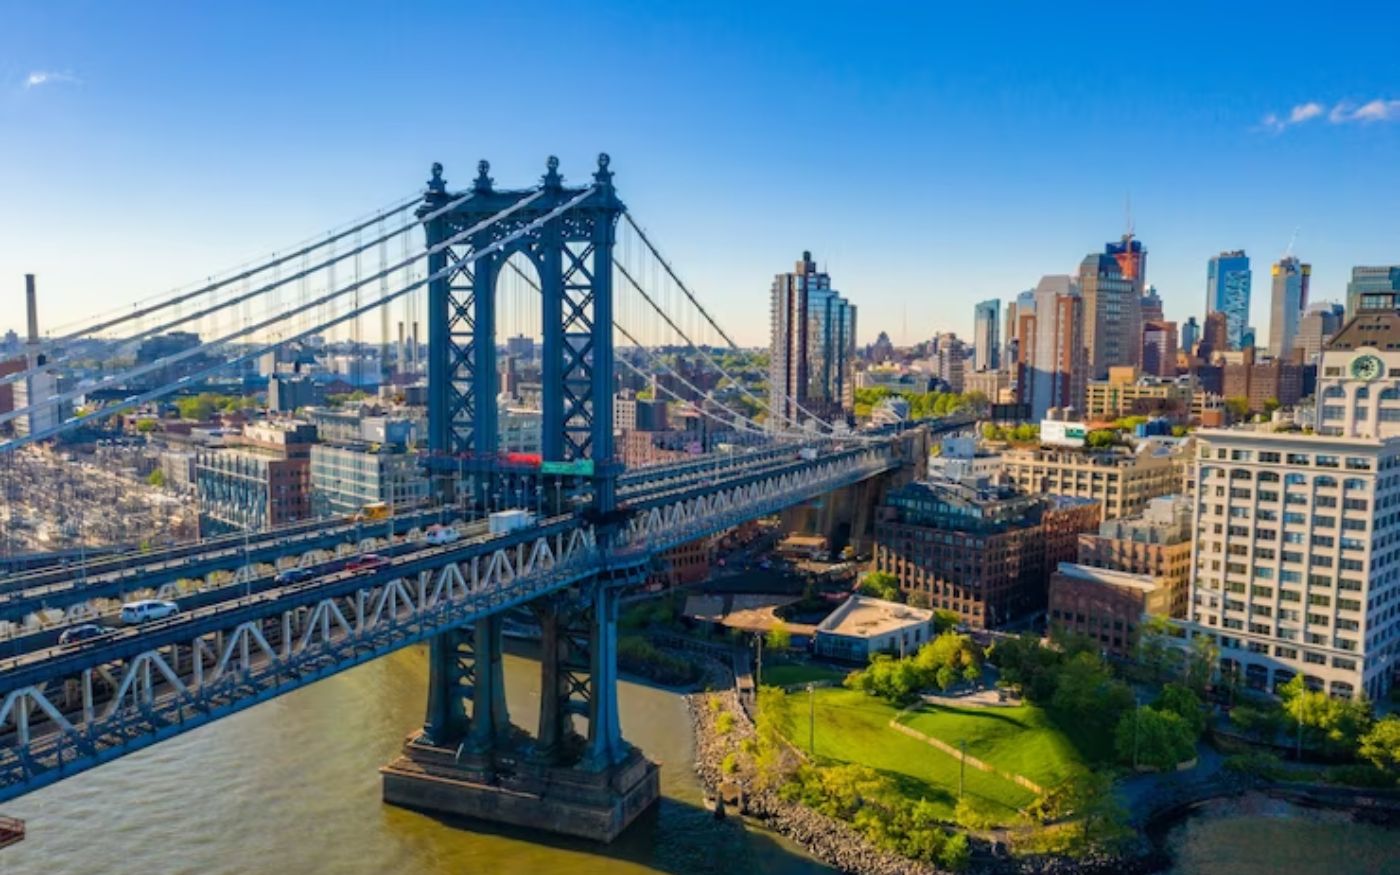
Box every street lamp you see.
[807,682,816,755]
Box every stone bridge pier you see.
[380,567,659,842]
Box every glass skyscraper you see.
[1268,256,1310,358]
[973,298,1000,371]
[769,251,856,428]
[1206,250,1251,351]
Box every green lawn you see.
[896,702,1086,790]
[761,661,846,688]
[798,688,1038,819]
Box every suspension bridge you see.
[0,155,940,841]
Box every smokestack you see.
[411,321,420,374]
[397,321,406,378]
[24,274,38,344]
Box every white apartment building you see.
[1189,294,1400,700]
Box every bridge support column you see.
[464,614,508,753]
[583,583,625,769]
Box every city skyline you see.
[3,3,1399,348]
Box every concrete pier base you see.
[380,732,660,843]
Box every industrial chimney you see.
[24,274,39,344]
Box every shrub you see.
[1222,752,1284,780]
[939,832,971,871]
[1115,707,1195,770]
[715,712,736,735]
[721,753,739,775]
[1324,764,1397,789]
[954,798,1001,830]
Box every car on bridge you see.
[421,525,461,546]
[119,599,179,624]
[345,554,388,572]
[274,567,316,584]
[58,623,109,645]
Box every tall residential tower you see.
[769,251,857,428]
[973,299,1000,372]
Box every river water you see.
[0,648,1391,874]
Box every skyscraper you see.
[934,332,966,392]
[1344,265,1400,318]
[769,251,856,428]
[1181,316,1200,354]
[1080,234,1144,377]
[1268,256,1311,359]
[973,299,1000,372]
[1141,320,1178,378]
[1141,284,1164,322]
[1019,275,1085,419]
[1295,301,1345,362]
[1206,250,1251,351]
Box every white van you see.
[120,599,179,624]
[422,525,461,546]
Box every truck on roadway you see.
[489,509,535,535]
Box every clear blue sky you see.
[2,1,1398,347]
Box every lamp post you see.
[959,739,967,800]
[807,682,816,756]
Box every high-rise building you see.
[769,251,856,427]
[1141,285,1164,323]
[1344,265,1400,319]
[1268,256,1312,359]
[1004,289,1036,376]
[1199,310,1230,361]
[1190,292,1400,701]
[1000,440,1187,521]
[1207,251,1252,351]
[1142,320,1178,378]
[1181,316,1200,354]
[973,299,1000,372]
[1018,275,1085,420]
[934,332,966,392]
[1296,302,1345,363]
[1080,234,1145,377]
[1316,291,1400,438]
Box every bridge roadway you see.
[0,439,905,801]
[0,444,837,630]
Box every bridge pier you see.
[382,578,657,843]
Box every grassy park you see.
[797,687,1040,819]
[760,661,845,688]
[896,701,1087,790]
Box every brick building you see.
[873,478,1100,629]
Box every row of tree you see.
[843,631,984,702]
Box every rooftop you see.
[1053,562,1159,594]
[817,594,934,639]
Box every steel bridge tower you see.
[383,156,657,841]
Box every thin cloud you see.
[23,71,81,89]
[1260,97,1400,132]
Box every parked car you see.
[274,567,315,584]
[120,599,179,624]
[422,525,461,546]
[58,623,108,645]
[345,554,388,572]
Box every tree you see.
[765,621,792,653]
[1223,396,1252,419]
[857,571,900,601]
[1262,397,1282,416]
[1085,429,1117,449]
[1184,633,1219,696]
[1050,766,1127,852]
[1358,715,1400,775]
[1052,652,1133,733]
[1279,675,1373,756]
[914,631,984,690]
[146,469,166,488]
[1136,615,1186,684]
[1154,683,1207,738]
[1116,706,1196,770]
[134,418,158,434]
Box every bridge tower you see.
[382,156,657,842]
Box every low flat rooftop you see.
[817,594,933,639]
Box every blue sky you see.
[2,1,1398,347]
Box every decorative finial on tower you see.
[543,155,562,189]
[593,152,613,187]
[427,162,446,194]
[474,159,494,193]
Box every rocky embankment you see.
[688,688,942,875]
